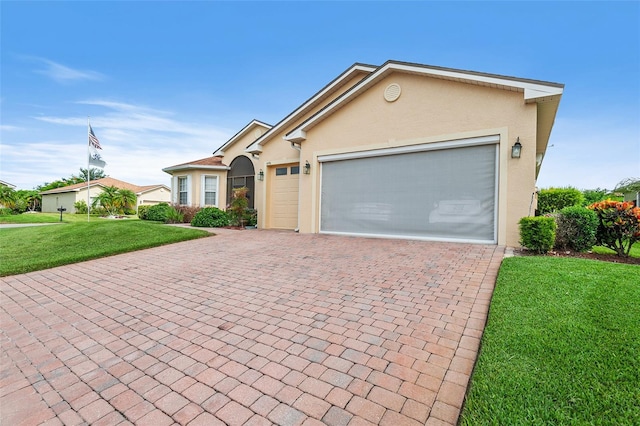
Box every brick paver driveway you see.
[1,230,504,425]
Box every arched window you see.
[227,156,255,208]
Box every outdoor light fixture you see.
[511,138,522,159]
[304,161,311,174]
[258,169,264,181]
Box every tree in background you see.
[15,190,41,212]
[581,188,611,206]
[113,189,137,214]
[0,185,16,209]
[74,168,107,183]
[92,186,137,216]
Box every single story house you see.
[163,60,563,246]
[40,177,171,213]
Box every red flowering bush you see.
[588,200,640,257]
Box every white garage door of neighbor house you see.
[319,139,498,243]
[268,164,300,229]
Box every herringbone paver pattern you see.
[1,229,503,425]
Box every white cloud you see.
[31,57,105,83]
[3,99,236,189]
[0,124,23,132]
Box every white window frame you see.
[201,175,219,207]
[174,175,192,206]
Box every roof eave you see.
[212,119,272,156]
[162,165,230,174]
[285,61,565,142]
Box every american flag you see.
[89,125,102,149]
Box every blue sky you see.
[1,1,638,191]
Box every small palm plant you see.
[93,186,137,216]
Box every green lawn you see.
[460,256,639,425]
[0,212,91,223]
[0,216,211,276]
[592,242,640,258]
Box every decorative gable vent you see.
[384,83,402,102]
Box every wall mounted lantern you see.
[304,161,311,174]
[511,138,522,159]
[257,169,264,181]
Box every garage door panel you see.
[320,144,496,242]
[268,164,299,229]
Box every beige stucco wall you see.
[169,171,225,208]
[138,187,171,206]
[248,71,371,229]
[41,192,78,213]
[41,185,106,213]
[290,72,538,246]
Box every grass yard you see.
[0,219,210,276]
[592,242,640,258]
[460,256,639,425]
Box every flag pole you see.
[87,117,91,222]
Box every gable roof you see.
[40,177,169,195]
[285,60,564,145]
[245,63,377,154]
[212,119,272,156]
[162,156,229,173]
[0,180,16,189]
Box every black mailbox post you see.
[57,206,66,222]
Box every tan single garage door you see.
[267,164,300,229]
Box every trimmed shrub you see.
[165,206,184,224]
[244,208,258,227]
[74,200,88,214]
[537,188,584,214]
[554,206,598,252]
[137,205,151,220]
[0,207,13,216]
[519,216,556,254]
[191,207,229,228]
[145,203,171,222]
[171,204,201,224]
[589,200,640,257]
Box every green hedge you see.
[144,203,171,222]
[137,205,151,220]
[519,216,556,254]
[191,207,229,228]
[554,206,598,252]
[538,188,584,214]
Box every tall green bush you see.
[554,206,598,252]
[537,188,584,214]
[228,187,249,227]
[165,206,184,224]
[137,205,150,220]
[191,207,229,228]
[145,203,171,222]
[519,216,556,254]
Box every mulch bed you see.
[513,248,640,265]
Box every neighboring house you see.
[40,177,171,213]
[0,180,17,189]
[623,191,640,207]
[163,60,564,246]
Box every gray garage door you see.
[319,138,498,243]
